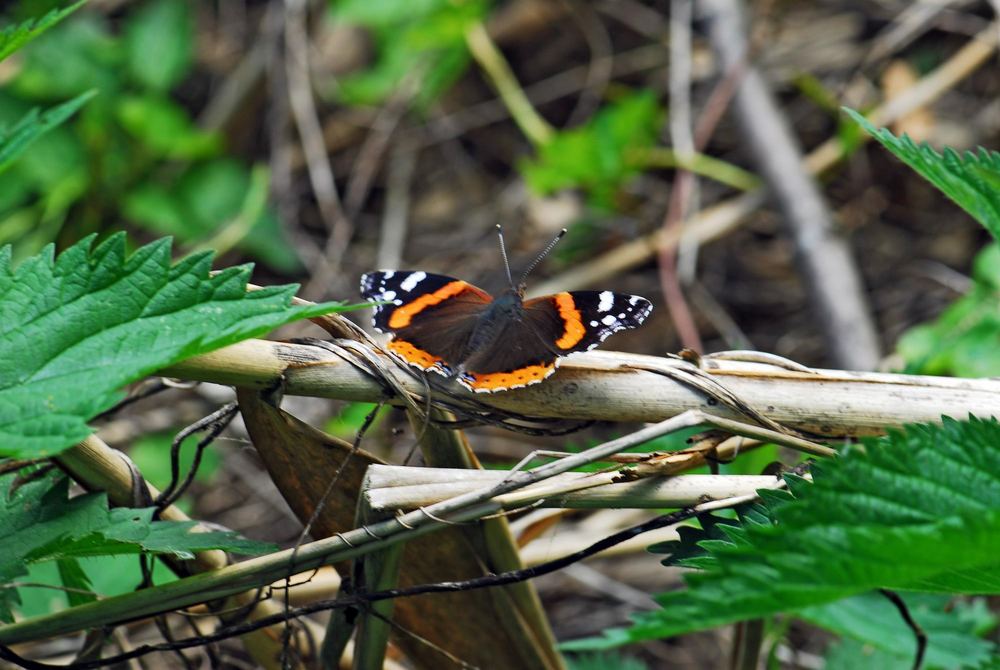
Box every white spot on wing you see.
[601,314,617,326]
[381,290,397,301]
[598,291,614,312]
[400,271,426,292]
[384,270,395,279]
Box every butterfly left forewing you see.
[360,270,493,375]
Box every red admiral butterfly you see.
[360,228,652,393]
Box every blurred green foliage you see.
[325,402,383,442]
[330,0,488,109]
[520,91,662,209]
[897,243,1000,376]
[0,0,300,270]
[329,1,666,210]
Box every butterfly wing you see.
[455,314,563,392]
[456,290,653,393]
[360,271,493,375]
[522,290,653,354]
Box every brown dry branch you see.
[164,338,1000,437]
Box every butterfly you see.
[360,228,652,393]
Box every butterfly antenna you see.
[519,228,567,285]
[496,224,516,290]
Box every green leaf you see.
[121,182,193,237]
[14,555,174,620]
[0,233,349,458]
[845,107,1000,242]
[564,417,1000,650]
[176,158,251,228]
[124,161,301,271]
[803,592,995,670]
[0,469,273,622]
[520,91,662,208]
[116,93,221,160]
[123,0,193,91]
[0,1,86,62]
[0,90,95,174]
[565,651,648,670]
[333,0,485,108]
[11,14,121,100]
[896,243,1000,377]
[56,558,95,608]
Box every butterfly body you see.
[360,269,652,393]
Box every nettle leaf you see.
[845,107,1000,242]
[0,1,86,62]
[803,592,995,670]
[520,91,662,208]
[0,469,273,622]
[564,417,1000,650]
[0,90,95,174]
[0,233,348,458]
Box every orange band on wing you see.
[465,363,555,392]
[388,280,469,329]
[553,292,586,349]
[388,339,443,370]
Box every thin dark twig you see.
[0,496,758,669]
[879,589,927,670]
[92,379,173,422]
[0,458,47,477]
[155,403,239,511]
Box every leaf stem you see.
[464,22,553,147]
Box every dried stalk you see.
[163,339,1000,437]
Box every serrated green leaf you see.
[564,417,1000,650]
[123,0,193,91]
[0,1,86,62]
[0,90,95,174]
[0,470,273,622]
[0,233,349,458]
[845,107,1000,242]
[964,654,1000,670]
[803,592,995,670]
